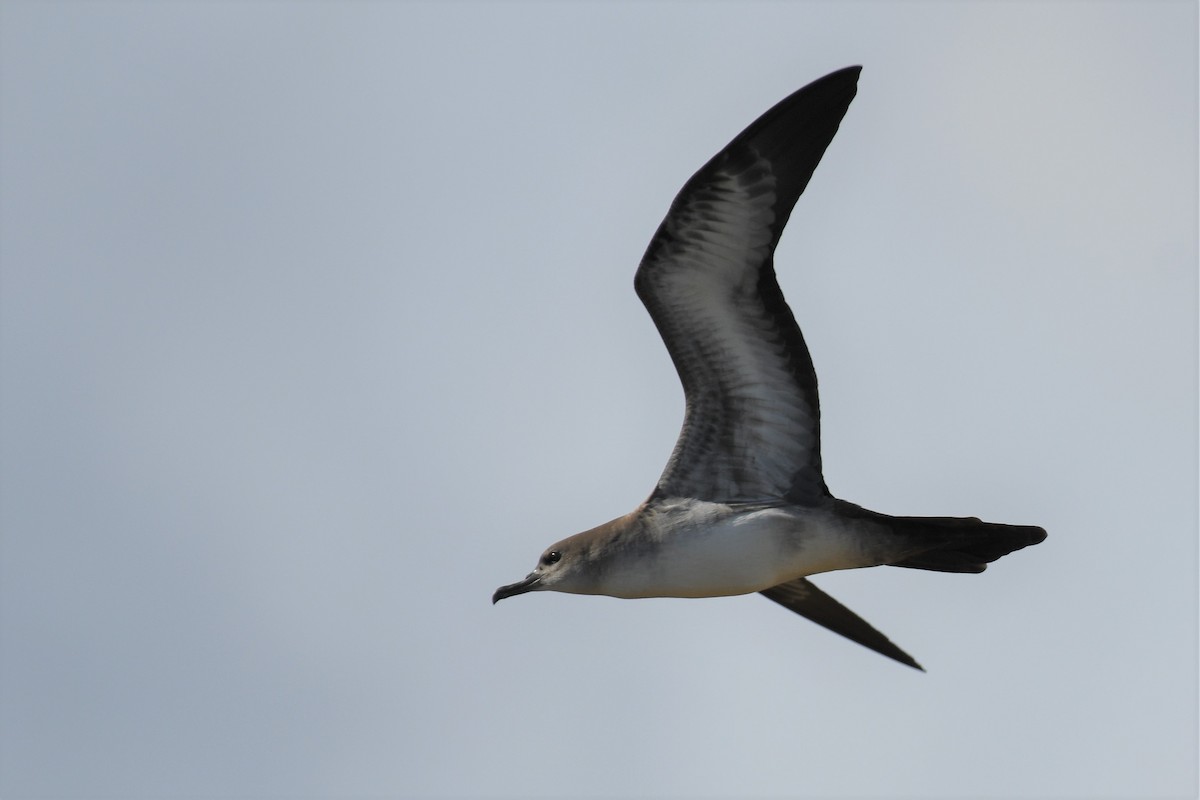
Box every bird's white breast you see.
[598,500,880,599]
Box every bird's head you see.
[492,513,643,603]
[491,534,596,602]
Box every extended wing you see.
[761,577,923,671]
[634,67,859,505]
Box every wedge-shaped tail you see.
[887,516,1047,573]
[831,500,1048,573]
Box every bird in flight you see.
[493,66,1046,670]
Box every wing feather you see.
[635,67,861,504]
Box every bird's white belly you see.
[601,503,876,599]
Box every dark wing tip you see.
[727,66,861,218]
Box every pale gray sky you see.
[1,2,1196,798]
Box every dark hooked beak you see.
[492,573,541,604]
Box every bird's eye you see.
[543,550,562,565]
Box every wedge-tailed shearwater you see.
[493,66,1046,670]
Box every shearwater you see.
[493,66,1046,670]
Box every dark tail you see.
[836,500,1048,573]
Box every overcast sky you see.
[1,2,1196,798]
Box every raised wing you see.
[635,67,860,505]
